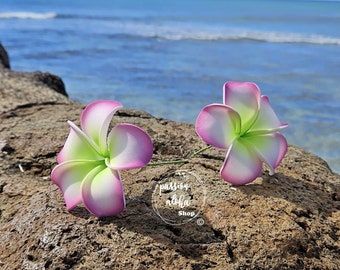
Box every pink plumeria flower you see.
[51,100,153,217]
[195,81,288,185]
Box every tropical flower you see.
[51,100,153,217]
[195,81,288,185]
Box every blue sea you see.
[1,0,339,173]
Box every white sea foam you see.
[111,22,340,45]
[0,12,56,20]
[158,30,340,45]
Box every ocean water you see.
[1,0,339,173]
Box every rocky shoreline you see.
[0,44,339,269]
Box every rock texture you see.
[0,42,68,114]
[0,43,10,69]
[0,45,339,270]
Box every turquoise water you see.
[1,0,339,173]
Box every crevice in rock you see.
[295,219,308,231]
[192,260,218,269]
[196,162,218,171]
[115,109,152,119]
[26,254,35,261]
[226,244,235,262]
[212,228,225,241]
[0,141,15,155]
[0,183,5,193]
[15,101,66,110]
[44,260,52,268]
[201,153,224,161]
[165,224,181,237]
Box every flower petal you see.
[57,121,102,163]
[107,124,153,170]
[248,95,288,134]
[51,160,102,210]
[223,81,261,133]
[244,132,288,175]
[195,104,241,149]
[81,100,123,154]
[220,138,262,185]
[81,166,125,217]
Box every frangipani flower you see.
[195,81,288,185]
[51,100,153,217]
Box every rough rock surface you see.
[0,43,10,69]
[0,43,68,113]
[0,46,339,270]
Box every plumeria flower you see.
[51,100,153,217]
[195,81,288,185]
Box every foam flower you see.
[51,100,153,217]
[195,81,288,185]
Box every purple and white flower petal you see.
[57,121,101,163]
[223,81,261,133]
[51,160,102,210]
[80,100,123,154]
[248,95,288,134]
[195,104,241,149]
[220,138,262,185]
[244,133,288,175]
[81,166,125,217]
[106,124,153,170]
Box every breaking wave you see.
[0,12,56,20]
[156,30,340,45]
[109,22,340,45]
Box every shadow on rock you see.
[70,180,225,261]
[238,172,339,218]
